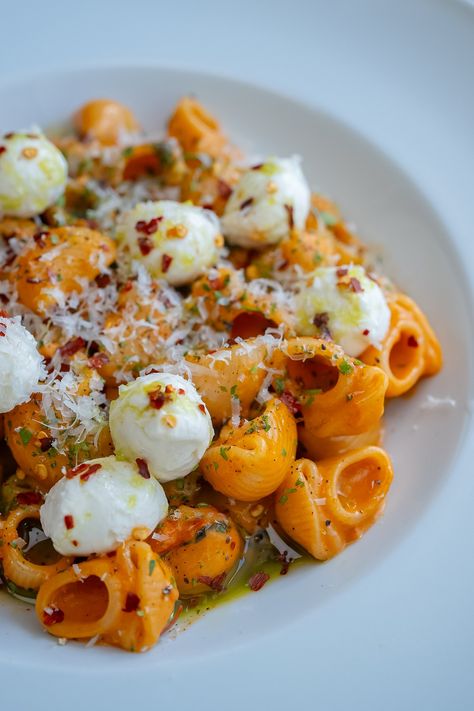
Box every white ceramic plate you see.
[0,3,473,709]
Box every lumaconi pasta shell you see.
[274,458,337,560]
[275,448,393,560]
[35,557,123,640]
[272,337,388,437]
[186,338,271,424]
[190,266,292,338]
[15,226,116,315]
[73,99,140,146]
[319,445,394,526]
[298,422,382,460]
[36,540,178,652]
[168,97,227,157]
[162,506,242,595]
[2,505,72,590]
[200,398,297,501]
[5,393,114,492]
[362,293,442,397]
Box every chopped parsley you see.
[19,428,32,446]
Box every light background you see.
[1,1,473,709]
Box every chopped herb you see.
[148,559,156,576]
[219,446,230,461]
[338,360,354,375]
[281,448,287,456]
[319,211,338,227]
[274,377,285,395]
[19,428,32,445]
[261,415,271,432]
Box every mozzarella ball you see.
[109,372,214,483]
[0,132,67,218]
[40,455,168,556]
[117,200,221,286]
[0,314,45,413]
[221,156,310,249]
[294,265,391,356]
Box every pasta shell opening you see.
[49,575,110,626]
[389,326,424,384]
[230,312,278,340]
[325,447,393,526]
[287,355,339,393]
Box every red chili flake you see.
[72,540,79,547]
[0,329,5,338]
[16,491,43,505]
[284,204,294,229]
[217,179,232,199]
[198,403,206,414]
[230,540,236,550]
[0,309,9,318]
[197,572,227,592]
[349,277,363,293]
[137,236,153,255]
[248,571,270,591]
[178,388,185,395]
[136,458,151,479]
[277,550,293,576]
[79,463,102,482]
[148,388,166,409]
[407,335,419,348]
[135,216,162,235]
[251,163,264,170]
[161,254,173,273]
[88,352,109,369]
[39,436,54,452]
[122,280,133,292]
[64,514,74,530]
[33,231,49,248]
[95,273,111,288]
[59,336,85,358]
[164,384,175,394]
[43,607,64,626]
[123,592,140,612]
[363,329,370,336]
[26,277,42,284]
[280,390,301,416]
[66,462,90,479]
[0,146,6,155]
[240,197,254,210]
[336,267,348,278]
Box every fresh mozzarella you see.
[109,372,214,483]
[117,200,221,286]
[294,265,390,356]
[0,132,67,218]
[40,455,168,556]
[221,156,310,248]
[0,314,45,413]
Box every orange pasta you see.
[168,97,227,157]
[1,505,71,590]
[271,337,388,437]
[275,447,393,560]
[186,338,272,424]
[159,506,242,596]
[362,293,442,397]
[200,398,297,501]
[36,540,178,652]
[74,99,140,145]
[15,226,116,315]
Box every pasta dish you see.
[0,97,442,652]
